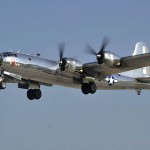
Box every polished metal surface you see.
[1,42,150,99]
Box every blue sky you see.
[0,0,150,150]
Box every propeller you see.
[58,43,65,61]
[86,37,110,64]
[58,43,67,71]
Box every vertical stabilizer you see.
[133,42,148,55]
[133,42,150,77]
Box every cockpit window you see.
[7,53,11,56]
[3,54,8,57]
[3,52,17,57]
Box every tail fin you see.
[133,42,148,55]
[132,42,150,77]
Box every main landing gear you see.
[27,89,42,100]
[81,82,97,95]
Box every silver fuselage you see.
[1,52,150,91]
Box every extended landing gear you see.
[0,69,6,90]
[27,89,42,100]
[0,81,6,89]
[81,82,97,95]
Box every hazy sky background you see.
[0,0,150,150]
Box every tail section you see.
[121,42,150,78]
[132,42,150,77]
[133,42,148,55]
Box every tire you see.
[27,89,35,100]
[81,83,89,95]
[89,82,97,94]
[34,89,42,100]
[0,81,6,89]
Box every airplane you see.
[0,39,150,100]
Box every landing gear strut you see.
[27,89,42,100]
[81,82,97,95]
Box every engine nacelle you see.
[103,51,121,67]
[59,58,82,73]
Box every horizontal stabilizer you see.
[136,77,150,83]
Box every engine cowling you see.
[98,51,121,67]
[59,58,82,73]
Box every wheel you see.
[27,89,35,100]
[89,82,97,94]
[0,81,6,89]
[27,89,42,100]
[81,83,89,95]
[34,89,42,100]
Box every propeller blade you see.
[98,37,110,54]
[58,43,65,60]
[86,44,97,56]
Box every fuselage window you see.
[7,53,11,56]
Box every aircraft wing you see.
[83,53,150,77]
[3,71,53,87]
[4,71,22,81]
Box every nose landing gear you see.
[0,81,6,89]
[0,69,6,90]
